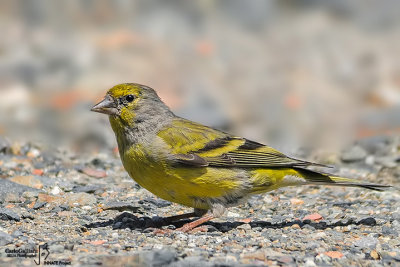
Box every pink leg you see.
[176,214,214,232]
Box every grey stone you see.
[393,212,400,221]
[33,201,47,210]
[305,242,319,250]
[103,201,141,212]
[0,231,13,246]
[353,236,378,249]
[72,185,104,194]
[358,217,376,226]
[0,208,20,221]
[237,223,251,230]
[11,230,23,237]
[303,258,317,267]
[171,258,213,267]
[382,226,397,236]
[0,179,41,202]
[22,191,39,199]
[357,135,393,156]
[21,212,35,220]
[375,156,397,168]
[49,244,65,253]
[141,249,177,266]
[341,145,367,162]
[139,198,171,208]
[0,136,11,154]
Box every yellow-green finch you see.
[91,83,390,232]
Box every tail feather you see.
[296,168,391,192]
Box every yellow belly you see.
[121,146,244,209]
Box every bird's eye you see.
[125,95,135,103]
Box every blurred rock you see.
[72,185,104,194]
[66,192,97,207]
[0,208,20,221]
[10,176,43,189]
[0,231,13,246]
[357,136,394,156]
[103,201,141,212]
[341,145,367,163]
[141,249,177,266]
[0,179,41,203]
[353,236,378,249]
[0,136,11,154]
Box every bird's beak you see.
[91,95,119,116]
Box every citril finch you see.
[91,83,390,232]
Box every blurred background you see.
[1,0,400,158]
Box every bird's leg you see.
[175,204,225,232]
[152,209,209,234]
[175,213,215,232]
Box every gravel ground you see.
[0,136,399,266]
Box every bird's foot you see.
[150,213,215,235]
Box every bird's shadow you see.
[84,211,378,233]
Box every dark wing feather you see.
[174,153,209,167]
[205,149,327,168]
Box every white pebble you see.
[227,211,240,218]
[111,233,119,239]
[51,186,62,195]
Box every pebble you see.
[11,230,23,237]
[111,232,119,239]
[50,186,62,195]
[393,212,400,221]
[0,231,13,246]
[141,249,177,266]
[370,250,380,260]
[303,213,323,221]
[375,156,397,168]
[341,145,367,162]
[103,201,141,212]
[0,136,11,154]
[237,223,251,230]
[32,201,47,210]
[226,211,241,218]
[303,258,317,267]
[49,244,65,254]
[353,236,378,249]
[325,251,344,259]
[175,256,213,267]
[72,185,104,194]
[290,198,304,205]
[10,175,43,189]
[80,167,107,178]
[358,217,376,226]
[357,136,393,156]
[66,192,97,207]
[0,179,40,202]
[315,253,332,264]
[0,208,20,221]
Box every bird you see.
[91,83,390,232]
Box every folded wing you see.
[158,118,326,169]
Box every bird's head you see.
[91,83,173,129]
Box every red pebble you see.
[303,213,323,221]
